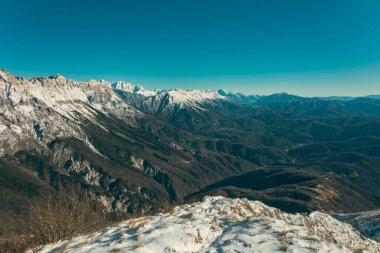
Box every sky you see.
[1,0,380,96]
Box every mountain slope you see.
[32,196,380,253]
[333,209,380,242]
[0,70,268,228]
[2,70,380,243]
[185,167,375,213]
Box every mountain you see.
[112,82,380,109]
[216,89,261,104]
[112,84,380,126]
[112,83,261,106]
[0,70,270,239]
[32,196,380,253]
[253,92,309,105]
[0,70,141,156]
[2,70,380,250]
[1,70,263,214]
[365,95,380,100]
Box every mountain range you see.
[1,69,380,249]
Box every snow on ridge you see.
[0,71,139,156]
[111,81,157,97]
[33,196,380,253]
[110,82,227,104]
[1,70,257,107]
[333,209,380,242]
[166,89,223,104]
[1,71,138,118]
[0,69,9,81]
[2,70,261,105]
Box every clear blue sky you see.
[1,0,380,96]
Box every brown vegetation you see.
[27,192,109,246]
[1,192,110,253]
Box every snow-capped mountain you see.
[0,70,175,215]
[33,196,380,253]
[0,70,140,155]
[110,82,244,105]
[111,82,262,115]
[111,81,158,97]
[216,89,261,104]
[2,70,275,217]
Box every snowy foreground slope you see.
[333,210,380,243]
[34,197,380,253]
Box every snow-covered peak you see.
[111,81,157,96]
[50,74,66,80]
[112,81,139,92]
[217,88,240,96]
[217,89,260,104]
[108,77,261,107]
[166,89,223,105]
[0,72,140,155]
[0,69,20,84]
[0,69,10,81]
[33,196,380,253]
[112,83,230,107]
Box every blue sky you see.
[1,0,380,96]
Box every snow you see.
[110,82,263,110]
[166,89,223,105]
[84,135,106,158]
[0,71,140,155]
[0,69,9,81]
[130,155,144,170]
[112,81,157,97]
[110,81,259,107]
[333,209,380,242]
[32,196,380,253]
[111,82,225,106]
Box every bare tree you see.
[26,191,109,247]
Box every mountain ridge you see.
[4,70,380,106]
[2,70,380,248]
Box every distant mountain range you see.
[1,69,380,246]
[110,79,380,106]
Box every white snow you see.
[112,81,157,97]
[165,89,223,105]
[130,155,144,170]
[32,196,380,253]
[0,71,140,155]
[84,135,106,158]
[111,82,255,107]
[334,209,380,242]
